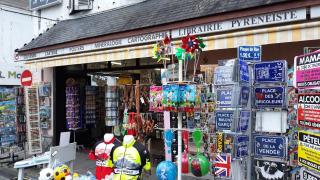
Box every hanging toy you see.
[39,168,54,180]
[156,161,178,180]
[53,164,72,180]
[182,130,189,174]
[190,129,210,177]
[164,130,174,156]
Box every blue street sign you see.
[238,46,261,62]
[237,111,250,132]
[239,86,250,107]
[236,135,249,158]
[254,86,286,107]
[254,135,286,158]
[254,60,287,83]
[216,88,233,107]
[239,60,250,83]
[215,111,234,130]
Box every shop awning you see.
[25,21,320,69]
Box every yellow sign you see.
[217,132,224,153]
[298,131,320,172]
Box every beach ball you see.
[190,154,210,177]
[156,161,177,180]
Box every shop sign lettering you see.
[254,61,287,83]
[298,131,320,173]
[215,111,233,130]
[295,51,320,89]
[298,94,320,130]
[172,8,306,38]
[254,135,286,158]
[254,86,285,107]
[238,46,261,62]
[17,31,169,61]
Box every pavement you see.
[0,151,211,180]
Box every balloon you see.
[156,161,177,180]
[190,154,210,177]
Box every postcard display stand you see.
[213,59,251,179]
[25,86,42,155]
[294,51,320,180]
[252,60,290,180]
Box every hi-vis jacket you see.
[110,140,151,180]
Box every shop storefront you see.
[14,0,320,179]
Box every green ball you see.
[190,154,210,177]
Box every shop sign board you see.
[254,135,286,158]
[215,111,233,130]
[254,60,287,83]
[300,168,320,180]
[0,66,24,85]
[172,8,306,38]
[254,86,286,107]
[17,31,169,61]
[216,87,233,108]
[295,51,320,89]
[239,60,250,82]
[297,93,320,130]
[30,0,61,10]
[237,110,250,132]
[298,131,320,173]
[235,135,249,158]
[238,46,261,62]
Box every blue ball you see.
[156,161,177,180]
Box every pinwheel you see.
[181,34,200,53]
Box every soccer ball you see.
[53,165,71,180]
[190,154,210,177]
[39,168,54,180]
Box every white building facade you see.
[0,1,34,85]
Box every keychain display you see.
[65,80,81,130]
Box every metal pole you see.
[177,61,183,180]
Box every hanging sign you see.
[238,46,261,62]
[237,110,250,132]
[239,60,250,82]
[235,135,249,158]
[215,111,233,130]
[254,60,287,83]
[297,93,320,130]
[216,87,233,108]
[255,160,287,180]
[20,70,33,87]
[300,168,320,180]
[254,135,286,158]
[298,131,320,173]
[295,51,320,89]
[254,86,285,107]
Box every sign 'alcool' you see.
[298,94,320,130]
[295,50,320,89]
[298,131,320,173]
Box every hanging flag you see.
[214,154,231,177]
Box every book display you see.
[25,86,42,154]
